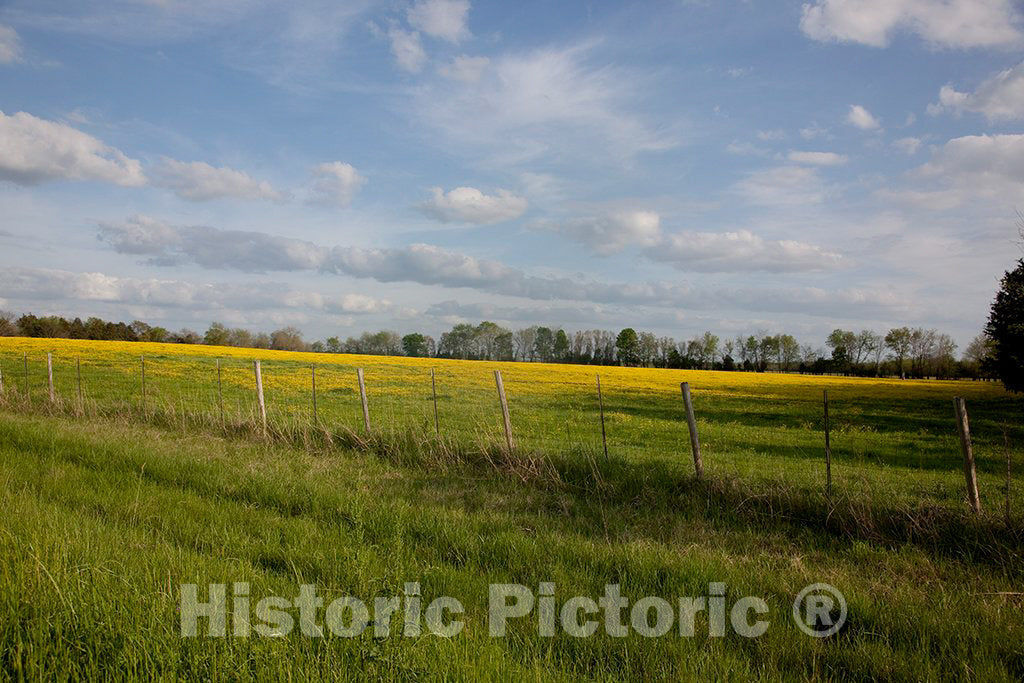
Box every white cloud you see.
[308,161,365,207]
[734,165,829,206]
[0,24,22,64]
[93,216,903,319]
[438,54,489,82]
[0,110,145,186]
[893,136,922,154]
[0,266,390,314]
[99,215,329,271]
[882,133,1024,209]
[420,186,527,224]
[537,210,662,255]
[388,27,426,73]
[931,62,1024,121]
[847,104,881,130]
[787,150,848,166]
[407,0,470,43]
[413,43,676,164]
[151,158,285,202]
[645,229,842,273]
[914,133,1024,206]
[800,0,1023,48]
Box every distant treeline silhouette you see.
[0,311,993,380]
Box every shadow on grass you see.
[2,395,1022,578]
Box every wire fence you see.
[0,345,1020,520]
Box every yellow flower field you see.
[1,336,1021,515]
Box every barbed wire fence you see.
[0,348,1018,522]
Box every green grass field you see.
[1,338,1023,679]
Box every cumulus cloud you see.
[846,105,881,130]
[734,165,830,206]
[644,229,842,273]
[151,158,285,202]
[420,186,527,224]
[0,24,22,64]
[95,214,686,305]
[388,27,426,72]
[900,133,1024,208]
[880,133,1024,211]
[0,110,146,186]
[536,210,662,255]
[787,151,848,166]
[800,0,1023,48]
[930,62,1024,121]
[407,0,470,43]
[308,161,365,206]
[438,54,489,82]
[98,215,329,271]
[0,266,389,314]
[92,216,901,318]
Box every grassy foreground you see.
[1,410,1022,680]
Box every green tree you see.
[270,326,305,352]
[616,328,639,366]
[534,327,554,362]
[553,329,570,362]
[885,327,913,379]
[986,258,1024,392]
[204,322,230,346]
[402,333,428,357]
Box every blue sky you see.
[1,0,1023,350]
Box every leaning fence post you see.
[597,374,609,461]
[824,389,832,497]
[253,360,267,435]
[954,397,981,513]
[357,368,370,434]
[680,382,704,479]
[494,369,513,452]
[430,368,440,436]
[46,352,54,403]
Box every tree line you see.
[0,311,994,380]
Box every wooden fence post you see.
[824,389,832,497]
[430,368,440,436]
[311,364,318,425]
[140,355,146,415]
[216,359,224,425]
[357,368,370,434]
[46,352,55,403]
[76,357,83,414]
[0,365,3,396]
[23,353,28,400]
[597,374,609,461]
[954,397,981,513]
[680,382,704,479]
[253,360,266,435]
[494,370,513,453]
